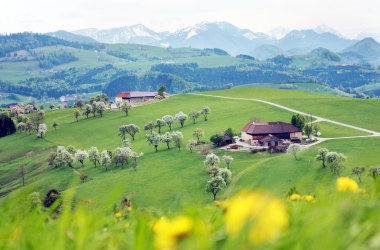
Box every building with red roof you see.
[115,91,158,103]
[241,121,302,145]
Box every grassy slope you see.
[1,89,379,212]
[207,88,380,132]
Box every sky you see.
[1,0,379,38]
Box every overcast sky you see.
[1,0,379,38]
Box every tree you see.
[155,119,166,134]
[224,128,234,140]
[222,155,234,169]
[95,102,106,117]
[161,132,173,149]
[192,128,204,143]
[121,102,132,116]
[304,124,313,139]
[130,151,143,171]
[88,146,100,167]
[189,111,200,124]
[187,139,197,153]
[74,110,81,122]
[114,147,131,167]
[49,103,55,110]
[291,114,306,131]
[352,167,365,183]
[75,150,89,167]
[144,122,155,134]
[313,123,321,135]
[52,121,58,131]
[100,150,111,171]
[208,166,221,177]
[119,125,128,140]
[37,123,47,138]
[122,139,131,148]
[17,122,26,132]
[210,134,224,147]
[369,167,380,181]
[30,110,45,131]
[18,166,26,186]
[200,106,211,121]
[52,146,74,168]
[170,131,183,151]
[219,168,232,184]
[146,131,161,152]
[316,148,329,168]
[204,153,220,168]
[25,121,34,135]
[175,111,188,128]
[75,100,84,109]
[91,102,97,117]
[287,144,302,160]
[0,114,16,138]
[162,115,175,131]
[325,152,346,176]
[205,176,226,200]
[126,124,140,141]
[83,104,92,119]
[158,85,166,97]
[67,145,77,155]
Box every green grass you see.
[235,82,347,96]
[318,121,369,138]
[206,88,380,132]
[1,88,380,249]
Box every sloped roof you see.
[242,122,301,135]
[116,91,157,98]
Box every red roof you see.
[116,91,157,98]
[242,122,301,135]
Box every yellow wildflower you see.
[336,177,359,193]
[153,216,193,249]
[289,193,301,201]
[303,195,315,202]
[222,191,288,245]
[114,211,123,219]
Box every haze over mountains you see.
[44,21,380,59]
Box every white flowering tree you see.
[219,168,232,184]
[189,111,200,124]
[161,132,173,149]
[130,151,143,171]
[83,104,92,118]
[200,106,211,121]
[287,144,302,160]
[205,176,226,200]
[121,102,132,116]
[162,115,175,131]
[37,123,47,138]
[17,122,26,132]
[171,131,184,151]
[122,139,131,148]
[75,150,89,167]
[126,124,140,141]
[119,125,128,140]
[74,110,81,122]
[187,139,197,153]
[192,128,204,143]
[175,111,188,128]
[204,153,220,168]
[88,146,100,167]
[95,102,106,117]
[114,147,132,167]
[146,131,161,152]
[326,152,346,176]
[144,121,155,134]
[51,146,74,168]
[222,155,234,169]
[155,119,166,134]
[316,148,329,168]
[100,150,111,171]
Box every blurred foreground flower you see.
[289,193,301,201]
[303,195,315,202]
[153,215,193,249]
[221,191,288,245]
[336,177,359,193]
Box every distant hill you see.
[343,37,380,60]
[73,24,161,44]
[277,30,356,51]
[47,30,98,43]
[249,44,288,60]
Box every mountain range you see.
[51,22,365,56]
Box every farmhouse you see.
[241,121,302,146]
[115,91,157,103]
